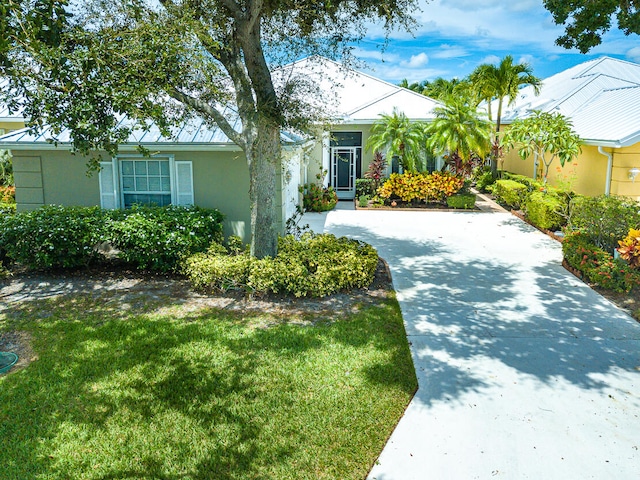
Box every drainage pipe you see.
[598,146,613,196]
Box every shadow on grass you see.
[0,292,416,480]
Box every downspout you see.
[533,152,538,181]
[598,146,613,196]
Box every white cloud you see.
[431,44,470,59]
[403,52,430,68]
[518,54,535,66]
[363,62,449,82]
[626,47,640,63]
[480,54,500,65]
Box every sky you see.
[353,0,640,84]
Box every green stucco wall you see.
[11,147,286,244]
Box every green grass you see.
[0,292,416,479]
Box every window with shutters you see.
[99,155,193,209]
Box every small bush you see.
[300,183,338,212]
[358,195,370,208]
[617,228,640,268]
[494,179,528,209]
[446,193,476,209]
[0,205,108,269]
[107,205,224,272]
[378,172,464,204]
[0,202,16,216]
[524,191,566,230]
[0,185,15,204]
[563,232,639,292]
[355,178,375,198]
[475,170,494,193]
[183,233,379,297]
[568,195,640,253]
[501,172,544,191]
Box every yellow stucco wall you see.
[501,141,640,198]
[0,120,25,134]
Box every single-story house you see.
[0,56,440,240]
[497,56,640,199]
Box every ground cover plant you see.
[184,233,378,297]
[0,284,417,479]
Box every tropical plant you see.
[470,56,541,178]
[618,228,640,268]
[366,108,426,172]
[364,151,388,190]
[501,111,582,184]
[0,150,12,186]
[426,97,492,167]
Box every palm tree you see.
[426,97,492,167]
[366,108,426,172]
[470,55,541,177]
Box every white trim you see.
[116,154,175,207]
[175,161,194,206]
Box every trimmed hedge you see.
[524,191,566,230]
[446,193,476,209]
[494,179,528,209]
[563,232,639,292]
[500,172,545,191]
[0,205,224,271]
[183,233,379,297]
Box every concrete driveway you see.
[305,208,640,479]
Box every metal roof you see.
[496,57,640,147]
[0,56,438,149]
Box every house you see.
[498,57,640,199]
[0,80,26,135]
[0,57,440,240]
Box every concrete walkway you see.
[304,208,640,479]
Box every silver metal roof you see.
[496,57,640,147]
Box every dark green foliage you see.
[494,179,528,209]
[300,183,338,212]
[183,233,379,297]
[106,205,224,272]
[562,232,639,292]
[524,191,566,230]
[543,0,640,53]
[0,205,224,272]
[446,193,476,209]
[501,172,545,191]
[567,195,640,253]
[0,205,109,270]
[0,202,16,216]
[356,178,375,198]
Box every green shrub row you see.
[183,233,379,297]
[524,191,565,231]
[446,193,476,209]
[493,179,528,209]
[562,232,639,292]
[0,205,224,271]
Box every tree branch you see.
[169,87,245,149]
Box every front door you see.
[330,132,362,200]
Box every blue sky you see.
[354,0,640,84]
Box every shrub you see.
[568,195,640,253]
[0,185,15,204]
[358,195,370,208]
[355,178,375,198]
[0,205,108,270]
[494,179,528,209]
[617,228,640,268]
[524,191,566,230]
[378,172,464,204]
[446,193,476,209]
[475,170,495,193]
[107,205,224,272]
[300,183,338,212]
[364,151,388,190]
[183,233,379,297]
[501,172,544,191]
[563,232,638,292]
[0,202,16,216]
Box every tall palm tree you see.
[366,108,426,172]
[426,97,492,166]
[470,55,541,177]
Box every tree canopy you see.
[543,0,640,52]
[0,0,417,258]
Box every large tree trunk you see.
[247,119,280,259]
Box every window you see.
[120,159,171,208]
[99,155,193,209]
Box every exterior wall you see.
[12,147,286,244]
[608,144,640,201]
[0,120,25,134]
[501,143,611,197]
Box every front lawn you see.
[0,290,416,479]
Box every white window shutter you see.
[175,161,194,206]
[99,161,118,209]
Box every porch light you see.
[629,168,640,182]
